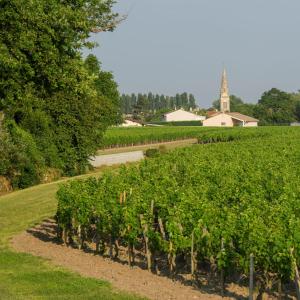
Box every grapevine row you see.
[57,127,300,296]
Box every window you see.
[221,122,226,126]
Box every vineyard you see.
[57,127,300,297]
[102,126,293,149]
[101,126,219,148]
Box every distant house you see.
[163,109,206,122]
[291,122,300,126]
[203,112,259,127]
[120,119,143,127]
[203,69,259,127]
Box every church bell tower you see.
[220,69,230,112]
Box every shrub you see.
[145,148,160,158]
[0,121,45,188]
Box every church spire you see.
[220,68,230,112]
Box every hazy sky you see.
[87,0,300,108]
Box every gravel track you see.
[11,220,249,300]
[89,151,144,168]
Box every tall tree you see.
[188,94,196,109]
[84,54,121,126]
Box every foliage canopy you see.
[0,0,120,186]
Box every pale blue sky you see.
[87,0,300,108]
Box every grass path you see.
[0,169,144,300]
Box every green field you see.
[0,171,143,300]
[58,127,300,294]
[102,126,220,148]
[101,125,294,149]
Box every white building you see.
[203,112,259,127]
[163,109,206,122]
[203,69,259,127]
[120,119,142,127]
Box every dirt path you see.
[89,151,144,168]
[11,220,247,300]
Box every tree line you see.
[0,1,120,189]
[120,93,197,115]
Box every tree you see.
[291,91,300,121]
[119,92,200,117]
[212,95,255,117]
[254,88,296,124]
[188,94,196,109]
[181,92,189,108]
[84,54,121,126]
[295,102,300,122]
[0,0,120,185]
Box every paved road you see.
[89,151,144,168]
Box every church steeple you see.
[220,68,230,112]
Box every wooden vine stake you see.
[109,235,114,259]
[127,225,133,267]
[78,225,82,250]
[158,218,166,240]
[150,199,154,215]
[220,238,225,298]
[249,253,254,300]
[191,230,195,277]
[140,214,151,271]
[168,241,176,274]
[62,227,68,245]
[95,233,100,254]
[291,248,300,300]
[114,239,119,258]
[127,243,135,267]
[295,263,300,300]
[278,278,282,300]
[128,242,132,267]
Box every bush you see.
[0,121,45,188]
[145,148,160,158]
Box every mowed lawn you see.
[0,170,144,300]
